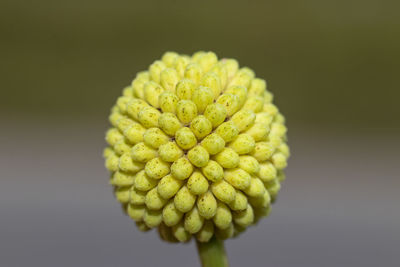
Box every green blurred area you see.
[1,0,399,131]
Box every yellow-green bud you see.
[104,51,289,243]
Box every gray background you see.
[1,0,399,266]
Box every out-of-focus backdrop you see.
[1,1,399,266]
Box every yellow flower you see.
[104,51,289,243]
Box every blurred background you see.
[1,0,399,266]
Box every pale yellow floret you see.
[201,133,225,155]
[229,67,254,88]
[184,207,204,234]
[184,63,203,84]
[174,186,196,212]
[106,128,124,146]
[149,60,166,83]
[242,96,264,113]
[158,91,179,114]
[112,171,136,186]
[138,106,161,128]
[127,204,145,221]
[131,142,157,162]
[157,174,184,199]
[175,127,197,150]
[255,112,273,125]
[228,134,256,155]
[278,143,290,158]
[143,128,169,149]
[105,152,119,172]
[126,98,148,120]
[162,51,179,67]
[187,171,209,195]
[158,113,182,136]
[258,162,277,182]
[144,81,164,108]
[144,157,170,179]
[233,204,254,227]
[221,59,239,79]
[271,152,288,170]
[130,187,146,205]
[248,191,271,208]
[264,91,274,103]
[197,52,218,73]
[197,191,217,219]
[190,115,212,139]
[274,112,285,124]
[228,190,248,211]
[103,147,114,158]
[192,51,206,62]
[250,141,275,161]
[214,148,239,168]
[187,146,210,167]
[176,79,196,100]
[243,177,265,198]
[262,101,278,115]
[211,180,236,204]
[266,179,281,200]
[231,109,256,132]
[131,72,150,99]
[173,56,190,78]
[160,68,179,92]
[213,202,232,229]
[114,139,131,155]
[158,141,183,162]
[115,186,130,203]
[224,168,251,190]
[171,157,193,180]
[116,96,130,114]
[215,121,239,143]
[238,156,260,175]
[192,86,214,114]
[196,220,214,243]
[201,160,224,182]
[249,78,266,96]
[145,188,168,210]
[162,200,183,226]
[210,63,228,89]
[225,85,248,108]
[215,223,234,240]
[116,117,134,133]
[134,170,158,191]
[109,111,124,127]
[201,72,222,98]
[143,208,163,228]
[245,123,269,141]
[119,154,144,173]
[123,123,146,144]
[216,93,240,116]
[172,222,191,242]
[176,100,198,124]
[204,103,227,128]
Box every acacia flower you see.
[104,51,289,266]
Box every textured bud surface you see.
[104,51,289,243]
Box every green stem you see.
[196,237,229,267]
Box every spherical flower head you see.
[104,51,290,243]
